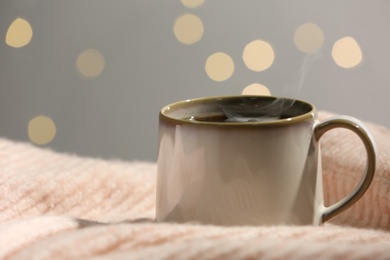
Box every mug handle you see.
[314,116,377,223]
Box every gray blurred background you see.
[0,0,389,161]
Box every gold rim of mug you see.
[160,95,317,127]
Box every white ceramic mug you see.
[156,96,376,226]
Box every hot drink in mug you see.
[156,96,376,226]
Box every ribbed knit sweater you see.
[1,112,389,259]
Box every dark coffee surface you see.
[184,112,299,123]
[193,114,228,122]
[163,96,314,124]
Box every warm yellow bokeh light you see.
[76,49,105,78]
[5,18,33,48]
[242,83,271,96]
[174,14,204,45]
[332,36,363,69]
[243,40,275,72]
[28,116,57,145]
[181,0,205,8]
[205,52,235,82]
[294,23,324,53]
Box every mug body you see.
[156,96,323,226]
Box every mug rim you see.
[160,95,317,127]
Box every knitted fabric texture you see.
[0,111,390,259]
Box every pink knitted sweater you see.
[0,112,389,259]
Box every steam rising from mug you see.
[221,50,323,122]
